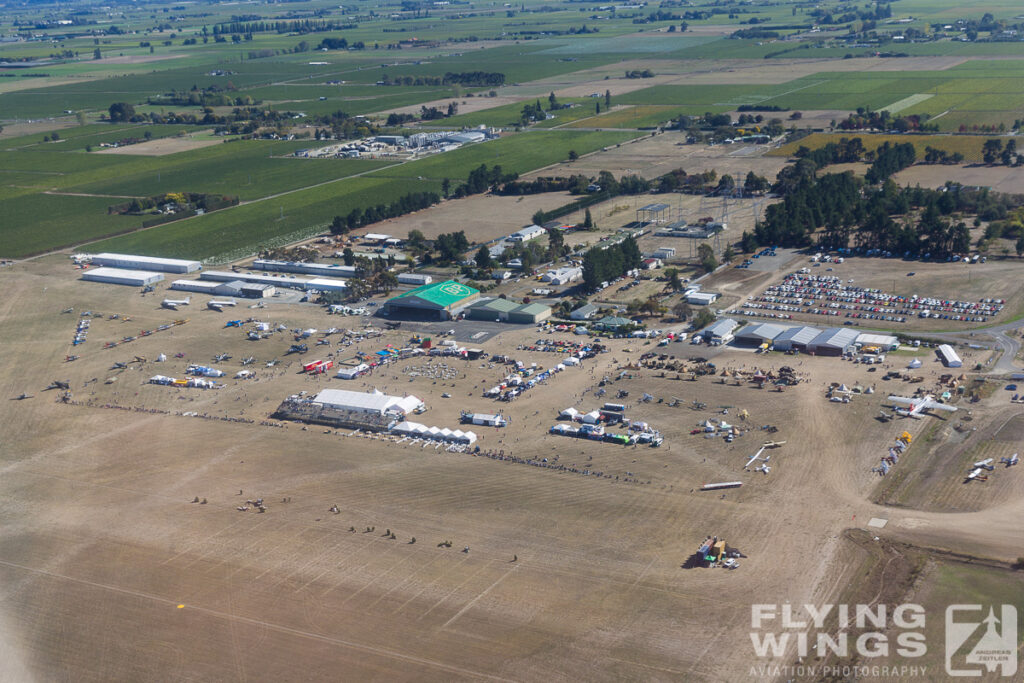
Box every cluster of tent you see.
[483,360,577,399]
[548,423,658,446]
[391,421,477,444]
[150,375,217,389]
[188,365,225,378]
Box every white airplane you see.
[755,463,771,474]
[965,468,987,482]
[208,299,236,310]
[744,447,767,470]
[973,458,995,471]
[1000,453,1019,467]
[162,296,190,310]
[888,394,957,418]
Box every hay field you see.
[2,256,1023,680]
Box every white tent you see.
[156,353,167,362]
[462,431,477,444]
[563,357,581,366]
[837,384,850,393]
[907,358,922,369]
[559,407,580,419]
[581,410,601,424]
[235,370,252,378]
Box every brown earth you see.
[1,243,1023,681]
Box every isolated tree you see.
[697,243,718,273]
[441,178,451,197]
[982,138,1003,165]
[342,247,355,266]
[722,245,735,263]
[93,47,101,60]
[474,245,492,270]
[568,150,578,161]
[664,267,682,291]
[692,308,715,330]
[605,89,611,108]
[547,228,565,257]
[582,208,593,229]
[672,301,692,321]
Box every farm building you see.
[808,328,859,356]
[509,225,546,242]
[511,303,552,324]
[465,298,551,324]
[252,259,357,279]
[202,270,308,289]
[734,323,787,347]
[362,233,391,244]
[542,266,583,285]
[652,247,676,260]
[170,279,275,298]
[701,318,739,344]
[397,273,433,286]
[686,291,719,306]
[313,388,423,416]
[384,280,480,321]
[82,267,164,287]
[570,303,600,320]
[89,252,201,274]
[936,344,963,368]
[856,333,899,351]
[772,325,821,352]
[641,258,662,270]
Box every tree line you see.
[379,71,505,87]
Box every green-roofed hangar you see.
[383,280,480,321]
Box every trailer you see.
[700,481,743,491]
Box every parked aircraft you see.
[111,361,128,370]
[744,447,767,470]
[209,299,236,308]
[46,380,70,390]
[755,463,771,474]
[965,468,988,482]
[61,307,74,314]
[888,394,958,418]
[762,440,786,449]
[265,359,279,367]
[162,296,190,310]
[1000,453,1019,467]
[10,393,33,400]
[241,356,256,366]
[973,458,995,471]
[213,353,231,362]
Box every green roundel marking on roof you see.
[438,282,473,298]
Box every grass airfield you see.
[2,255,1023,680]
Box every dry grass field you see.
[95,134,222,157]
[1,252,1023,681]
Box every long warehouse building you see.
[251,259,358,279]
[90,252,201,273]
[200,270,346,293]
[81,267,165,287]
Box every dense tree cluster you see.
[582,237,642,291]
[148,85,257,108]
[865,142,916,184]
[379,71,505,87]
[495,175,590,196]
[450,164,518,198]
[836,108,936,133]
[922,146,964,165]
[981,138,1021,166]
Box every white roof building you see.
[686,291,719,306]
[936,344,962,368]
[397,273,433,286]
[89,252,201,273]
[252,259,357,278]
[313,389,423,415]
[856,333,899,350]
[509,225,546,242]
[772,325,821,351]
[81,267,164,286]
[702,318,739,342]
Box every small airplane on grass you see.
[10,393,33,400]
[888,394,957,419]
[162,296,190,310]
[1000,453,1019,467]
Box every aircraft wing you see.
[921,400,957,412]
[887,396,916,406]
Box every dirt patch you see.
[95,133,221,156]
[894,163,1024,195]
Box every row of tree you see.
[379,71,505,87]
[329,191,441,236]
